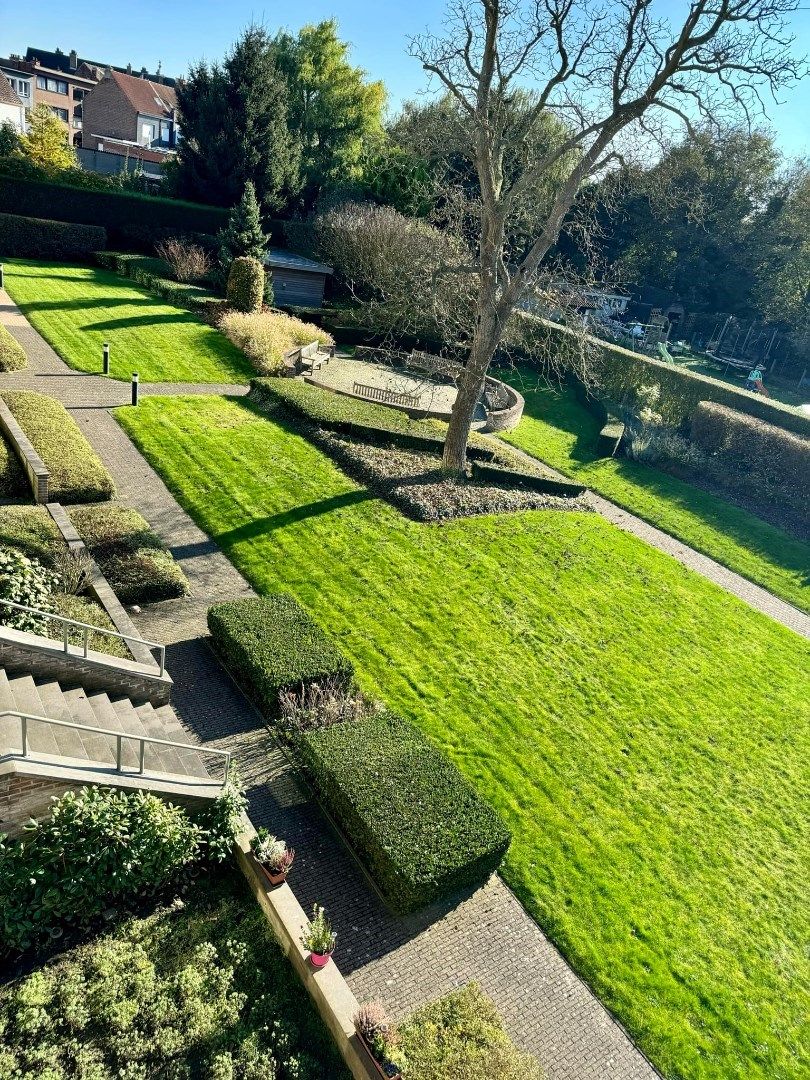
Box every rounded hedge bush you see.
[226,256,264,314]
[0,324,27,372]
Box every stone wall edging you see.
[0,395,49,502]
[234,819,378,1080]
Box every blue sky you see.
[3,0,808,156]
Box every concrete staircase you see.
[0,670,210,779]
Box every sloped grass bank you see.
[118,394,809,1080]
[2,259,252,384]
[499,371,809,612]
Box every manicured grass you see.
[118,394,809,1080]
[2,259,253,383]
[0,867,347,1078]
[499,371,809,612]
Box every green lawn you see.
[118,394,809,1080]
[3,259,253,383]
[499,371,809,612]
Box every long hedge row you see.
[1,390,115,503]
[208,594,510,911]
[521,316,810,438]
[94,251,223,316]
[0,211,106,261]
[0,173,227,251]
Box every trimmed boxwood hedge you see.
[297,710,511,913]
[94,251,221,314]
[207,595,353,714]
[67,504,189,605]
[250,378,497,462]
[471,460,586,497]
[0,211,106,261]
[0,324,27,372]
[1,390,114,503]
[0,173,226,250]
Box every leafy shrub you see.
[0,211,106,260]
[226,256,265,314]
[1,390,115,503]
[0,169,227,249]
[690,400,809,511]
[0,546,56,633]
[0,323,27,372]
[0,505,60,564]
[154,236,212,282]
[0,784,244,954]
[296,710,511,913]
[398,983,544,1080]
[249,377,496,460]
[220,310,333,375]
[0,869,346,1079]
[208,595,353,715]
[68,503,189,605]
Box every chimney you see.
[69,49,78,70]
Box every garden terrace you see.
[1,259,253,384]
[499,370,810,612]
[118,392,809,1080]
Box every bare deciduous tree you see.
[410,0,803,469]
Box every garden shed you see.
[265,248,333,308]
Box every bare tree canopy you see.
[409,0,804,469]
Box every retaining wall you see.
[0,396,48,502]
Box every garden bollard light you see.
[131,372,139,406]
[0,264,4,290]
[103,342,110,375]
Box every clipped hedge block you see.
[0,211,106,260]
[0,324,26,373]
[249,378,497,462]
[297,710,511,913]
[1,390,114,503]
[207,595,353,714]
[471,460,586,497]
[226,257,264,314]
[94,251,220,313]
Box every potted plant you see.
[250,828,295,887]
[354,1001,404,1080]
[300,903,337,968]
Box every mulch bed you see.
[317,431,591,522]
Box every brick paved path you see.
[0,289,666,1077]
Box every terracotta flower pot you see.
[257,862,288,888]
[309,950,333,969]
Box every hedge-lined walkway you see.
[0,286,659,1080]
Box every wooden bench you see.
[285,341,335,375]
[352,382,421,409]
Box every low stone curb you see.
[234,818,378,1080]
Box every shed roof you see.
[265,248,333,276]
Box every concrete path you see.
[0,288,660,1079]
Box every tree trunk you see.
[442,325,499,471]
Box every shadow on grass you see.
[216,490,374,547]
[14,296,157,314]
[82,312,201,332]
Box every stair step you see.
[60,688,117,765]
[133,702,201,776]
[7,675,60,756]
[35,681,89,760]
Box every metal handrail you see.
[0,598,166,677]
[1,709,231,788]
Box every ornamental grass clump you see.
[219,309,333,375]
[279,676,378,732]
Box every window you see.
[36,76,68,94]
[73,88,85,102]
[6,77,30,98]
[141,120,157,145]
[50,107,69,122]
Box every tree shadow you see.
[16,296,157,314]
[215,490,374,547]
[82,312,199,332]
